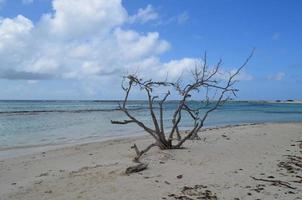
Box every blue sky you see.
[0,0,301,100]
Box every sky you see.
[0,0,301,100]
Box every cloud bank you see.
[0,0,255,99]
[0,0,197,82]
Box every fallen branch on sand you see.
[125,163,148,174]
[250,176,296,189]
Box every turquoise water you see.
[0,100,302,149]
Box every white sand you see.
[0,122,301,200]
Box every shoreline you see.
[0,132,148,160]
[0,122,277,159]
[1,121,301,160]
[0,122,301,199]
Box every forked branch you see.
[112,50,254,162]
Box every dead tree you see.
[112,50,254,162]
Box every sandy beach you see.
[0,122,301,200]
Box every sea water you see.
[0,100,302,150]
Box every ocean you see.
[0,100,302,151]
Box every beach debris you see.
[177,174,183,179]
[279,155,302,173]
[164,181,171,185]
[250,142,302,197]
[125,163,148,174]
[251,184,266,193]
[37,172,49,177]
[251,176,296,189]
[167,184,217,200]
[69,164,103,176]
[275,154,302,177]
[291,175,302,183]
[168,194,194,200]
[221,134,231,140]
[143,174,162,179]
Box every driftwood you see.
[125,163,148,174]
[112,50,254,161]
[250,176,296,190]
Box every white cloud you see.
[154,11,189,26]
[236,71,254,81]
[0,0,178,85]
[224,69,254,81]
[42,0,127,38]
[128,4,158,24]
[0,15,34,74]
[114,28,170,60]
[177,12,189,24]
[0,15,33,39]
[159,58,198,78]
[0,0,249,98]
[267,72,285,81]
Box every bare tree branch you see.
[159,91,170,134]
[131,143,157,162]
[111,50,254,162]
